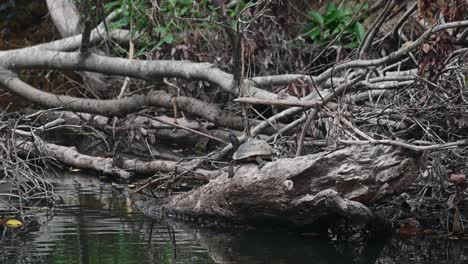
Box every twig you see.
[79,0,93,53]
[358,0,395,58]
[338,116,375,141]
[457,27,468,43]
[295,75,364,156]
[212,75,364,160]
[315,20,468,85]
[339,139,468,152]
[392,3,418,43]
[140,114,227,144]
[235,97,321,107]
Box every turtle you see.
[228,134,274,178]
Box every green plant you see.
[103,0,254,49]
[104,0,149,35]
[226,0,253,18]
[304,3,367,48]
[104,0,220,48]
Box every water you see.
[1,174,468,264]
[1,175,214,264]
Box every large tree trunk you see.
[140,145,423,228]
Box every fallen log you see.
[141,145,423,229]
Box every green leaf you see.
[326,3,337,14]
[297,2,369,47]
[324,10,338,24]
[134,47,147,57]
[179,0,192,5]
[308,11,324,25]
[354,22,365,42]
[244,1,256,10]
[331,27,341,35]
[180,6,190,15]
[338,8,352,18]
[104,1,121,12]
[344,42,359,49]
[341,17,351,25]
[154,26,168,34]
[111,17,130,29]
[162,34,174,44]
[308,27,321,40]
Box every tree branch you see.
[0,68,247,130]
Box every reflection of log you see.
[187,225,388,264]
[139,214,390,264]
[148,145,422,228]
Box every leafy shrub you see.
[104,0,226,49]
[104,0,258,47]
[304,3,367,48]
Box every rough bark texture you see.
[143,145,422,227]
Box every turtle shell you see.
[232,138,273,161]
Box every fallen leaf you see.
[5,219,23,228]
[449,174,465,184]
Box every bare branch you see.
[0,68,247,130]
[339,139,468,152]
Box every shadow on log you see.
[138,145,423,229]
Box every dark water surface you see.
[1,175,467,264]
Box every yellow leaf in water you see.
[5,219,23,228]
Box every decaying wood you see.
[139,145,423,228]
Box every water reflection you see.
[1,174,214,264]
[1,174,468,264]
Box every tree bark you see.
[46,0,109,95]
[140,145,423,228]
